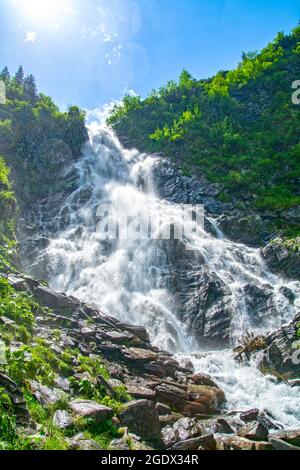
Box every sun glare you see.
[13,0,67,23]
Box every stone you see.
[69,399,113,423]
[215,435,272,451]
[161,417,202,448]
[170,435,209,451]
[238,422,269,441]
[155,383,188,411]
[156,402,172,416]
[119,400,161,442]
[262,238,300,280]
[29,381,67,406]
[32,285,76,310]
[125,384,156,400]
[109,438,130,450]
[187,385,226,413]
[68,433,101,451]
[187,373,219,388]
[270,438,300,451]
[216,418,235,434]
[240,409,260,423]
[271,430,300,447]
[53,410,73,429]
[123,348,158,362]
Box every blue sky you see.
[1,0,299,110]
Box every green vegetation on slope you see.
[108,25,300,237]
[0,66,88,206]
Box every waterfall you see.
[27,122,300,428]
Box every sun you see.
[13,0,68,23]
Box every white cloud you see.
[25,31,37,43]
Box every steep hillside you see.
[0,67,87,208]
[108,25,300,241]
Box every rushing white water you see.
[31,123,300,428]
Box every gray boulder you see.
[119,400,161,442]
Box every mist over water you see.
[33,123,300,428]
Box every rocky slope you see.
[2,270,300,451]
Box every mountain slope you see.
[108,25,300,240]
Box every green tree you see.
[0,67,10,81]
[24,74,38,102]
[14,66,24,85]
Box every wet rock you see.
[216,418,235,434]
[262,239,300,280]
[119,400,161,442]
[240,409,260,423]
[173,269,232,348]
[69,399,113,423]
[242,284,277,328]
[218,214,266,248]
[53,410,73,429]
[238,422,269,441]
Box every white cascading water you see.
[33,121,300,429]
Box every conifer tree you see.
[0,66,10,81]
[24,74,38,102]
[15,66,24,85]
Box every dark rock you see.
[156,402,172,416]
[238,422,269,441]
[155,383,188,411]
[119,400,161,442]
[271,430,300,447]
[240,409,260,423]
[262,239,300,280]
[216,418,235,434]
[218,214,266,247]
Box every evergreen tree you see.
[0,66,10,81]
[15,66,24,85]
[24,74,38,102]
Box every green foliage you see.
[108,26,300,238]
[0,67,87,206]
[0,277,36,330]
